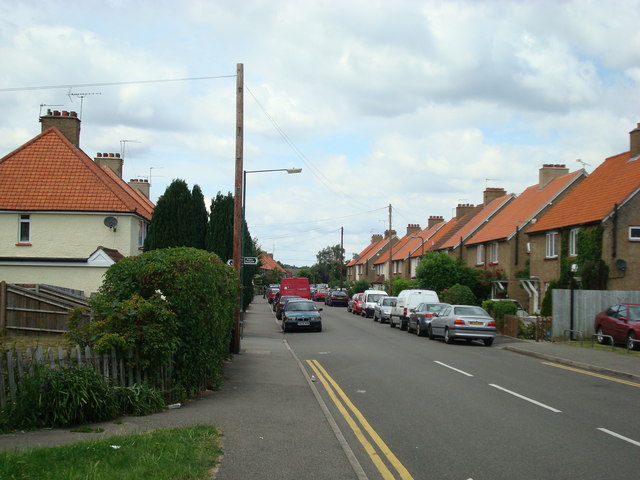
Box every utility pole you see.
[388,204,393,295]
[340,226,344,288]
[231,63,244,354]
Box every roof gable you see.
[528,152,640,233]
[467,170,584,245]
[0,127,153,219]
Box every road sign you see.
[243,257,259,265]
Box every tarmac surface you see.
[1,299,639,479]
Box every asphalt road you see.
[281,299,640,480]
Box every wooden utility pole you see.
[388,204,393,295]
[231,63,244,354]
[340,226,344,288]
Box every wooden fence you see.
[502,314,552,342]
[0,345,175,408]
[0,282,90,336]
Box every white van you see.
[361,289,388,318]
[390,289,439,330]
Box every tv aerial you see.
[68,89,101,118]
[120,139,141,159]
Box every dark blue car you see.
[282,300,323,332]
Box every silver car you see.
[373,296,397,324]
[429,305,496,346]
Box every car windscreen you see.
[367,294,386,303]
[426,303,448,313]
[382,298,396,306]
[454,306,488,316]
[628,306,640,321]
[333,292,348,297]
[286,302,317,312]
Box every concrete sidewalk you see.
[0,300,360,480]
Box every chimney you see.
[539,164,569,188]
[384,229,397,238]
[428,216,444,229]
[371,234,383,243]
[483,187,506,206]
[40,110,81,147]
[94,152,123,178]
[128,178,150,198]
[630,123,640,159]
[406,224,421,236]
[456,203,475,219]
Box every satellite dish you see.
[104,216,118,229]
[615,259,627,271]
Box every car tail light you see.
[404,308,407,316]
[425,313,434,318]
[453,319,465,325]
[488,320,496,327]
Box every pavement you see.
[1,298,639,479]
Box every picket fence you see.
[0,345,174,408]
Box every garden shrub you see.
[76,247,238,394]
[482,300,517,331]
[113,384,165,416]
[0,365,117,431]
[441,284,476,305]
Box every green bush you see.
[441,284,476,305]
[114,384,165,416]
[482,300,518,331]
[81,247,238,394]
[0,365,117,431]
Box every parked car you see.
[280,277,311,300]
[282,299,323,333]
[267,287,280,304]
[407,302,451,336]
[326,290,349,307]
[594,303,640,350]
[275,295,301,320]
[313,288,329,302]
[429,305,496,346]
[390,289,439,330]
[361,290,388,318]
[352,293,365,315]
[373,296,397,323]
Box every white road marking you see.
[434,361,474,377]
[489,384,562,413]
[597,428,640,447]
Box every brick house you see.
[526,124,640,298]
[346,231,397,284]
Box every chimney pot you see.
[96,152,102,157]
[70,111,78,117]
[53,110,60,116]
[61,111,69,117]
[115,153,121,158]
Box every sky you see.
[2,0,640,267]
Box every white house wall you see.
[0,264,107,296]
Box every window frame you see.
[629,226,640,241]
[18,214,31,244]
[476,245,485,266]
[569,228,579,256]
[545,232,558,258]
[489,242,499,265]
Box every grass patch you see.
[0,425,222,480]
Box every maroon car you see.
[594,303,640,350]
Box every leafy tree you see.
[191,184,208,250]
[144,179,198,251]
[315,244,346,286]
[415,252,463,292]
[346,279,370,296]
[296,267,314,280]
[387,277,416,296]
[441,284,476,305]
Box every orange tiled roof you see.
[349,235,394,266]
[259,253,287,273]
[438,195,514,250]
[405,222,446,259]
[529,152,640,233]
[428,217,461,251]
[374,233,414,265]
[0,127,153,219]
[467,170,585,245]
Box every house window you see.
[138,220,147,248]
[18,214,30,243]
[569,228,579,256]
[629,226,640,241]
[476,245,485,265]
[546,232,558,258]
[489,242,499,264]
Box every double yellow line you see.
[306,359,413,480]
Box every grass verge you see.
[0,425,222,480]
[557,340,640,357]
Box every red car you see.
[267,288,280,304]
[313,289,328,302]
[594,303,640,350]
[351,293,365,315]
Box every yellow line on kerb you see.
[306,359,413,480]
[542,362,640,388]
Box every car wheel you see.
[416,323,424,337]
[400,319,407,331]
[428,326,435,340]
[317,326,322,332]
[596,326,608,345]
[444,328,454,344]
[390,317,395,328]
[484,337,494,347]
[627,331,637,350]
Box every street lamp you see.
[233,167,302,352]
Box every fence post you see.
[0,281,7,335]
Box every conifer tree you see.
[144,179,196,251]
[206,192,234,262]
[191,184,208,250]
